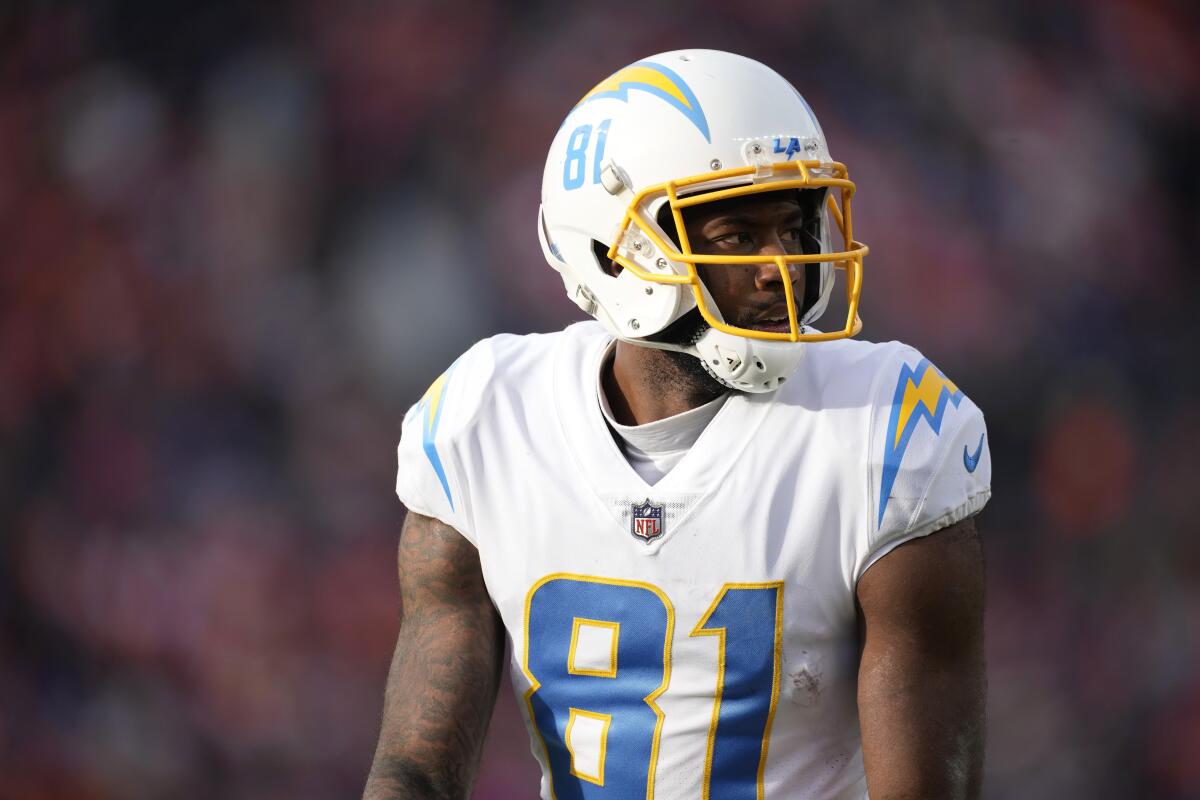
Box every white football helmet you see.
[538,49,868,392]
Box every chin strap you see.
[618,324,808,394]
[613,328,739,390]
[614,266,824,394]
[683,324,739,390]
[698,353,738,390]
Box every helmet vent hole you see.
[592,239,622,278]
[754,360,764,370]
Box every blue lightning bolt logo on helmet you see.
[575,61,711,142]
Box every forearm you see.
[363,732,486,800]
[363,752,453,800]
[363,513,505,800]
[363,618,502,799]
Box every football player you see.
[364,50,991,800]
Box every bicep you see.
[855,516,986,800]
[364,511,504,800]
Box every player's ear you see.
[593,240,623,277]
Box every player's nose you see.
[753,239,801,291]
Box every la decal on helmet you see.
[537,49,869,392]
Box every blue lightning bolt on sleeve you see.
[395,342,496,546]
[860,349,992,579]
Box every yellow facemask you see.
[606,159,868,343]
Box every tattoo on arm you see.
[362,512,505,800]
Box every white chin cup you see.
[692,326,806,393]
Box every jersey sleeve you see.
[395,341,495,546]
[858,347,992,581]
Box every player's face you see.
[682,192,821,334]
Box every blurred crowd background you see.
[1,1,1198,798]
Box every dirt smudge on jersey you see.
[789,665,823,707]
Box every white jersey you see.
[395,321,991,800]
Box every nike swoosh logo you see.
[963,433,985,473]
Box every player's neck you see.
[604,341,728,426]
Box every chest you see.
[473,447,866,799]
[463,364,872,798]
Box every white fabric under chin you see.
[596,344,729,485]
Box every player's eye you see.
[710,231,754,247]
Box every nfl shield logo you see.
[631,499,664,543]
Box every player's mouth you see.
[746,312,794,333]
[748,318,790,333]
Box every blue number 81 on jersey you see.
[523,574,784,799]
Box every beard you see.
[641,309,732,402]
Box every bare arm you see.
[856,516,986,800]
[362,511,505,800]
